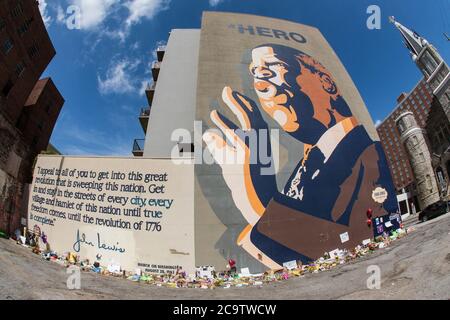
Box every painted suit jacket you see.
[249,125,397,265]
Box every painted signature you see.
[72,229,126,253]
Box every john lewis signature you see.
[72,229,126,253]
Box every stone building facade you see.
[396,112,440,209]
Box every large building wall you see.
[0,111,30,233]
[0,0,55,124]
[0,0,62,234]
[18,78,65,163]
[194,12,398,272]
[143,29,200,158]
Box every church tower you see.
[390,17,450,203]
[390,16,449,118]
[395,112,440,209]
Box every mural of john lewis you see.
[203,44,397,269]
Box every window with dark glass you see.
[422,51,438,75]
[18,17,33,36]
[28,43,40,58]
[2,38,13,54]
[11,3,23,18]
[15,61,25,76]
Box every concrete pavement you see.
[1,213,449,300]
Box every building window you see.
[15,61,25,77]
[435,71,445,84]
[28,44,40,59]
[419,152,425,162]
[18,18,33,36]
[398,121,405,133]
[2,38,14,54]
[422,51,439,75]
[436,168,446,188]
[11,3,24,18]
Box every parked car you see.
[418,201,450,222]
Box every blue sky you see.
[38,0,450,156]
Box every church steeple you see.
[389,16,427,58]
[390,16,449,97]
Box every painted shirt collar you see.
[315,117,359,162]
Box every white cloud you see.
[65,1,169,41]
[375,119,382,127]
[139,80,149,96]
[209,0,224,7]
[97,59,141,95]
[38,0,52,27]
[125,0,170,27]
[72,0,116,30]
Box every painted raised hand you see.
[203,87,277,226]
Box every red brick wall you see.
[0,0,61,235]
[0,0,55,124]
[0,112,31,234]
[18,78,65,159]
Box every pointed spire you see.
[389,16,427,57]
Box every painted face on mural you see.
[249,45,353,145]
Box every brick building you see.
[18,78,64,156]
[376,79,434,192]
[0,0,64,235]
